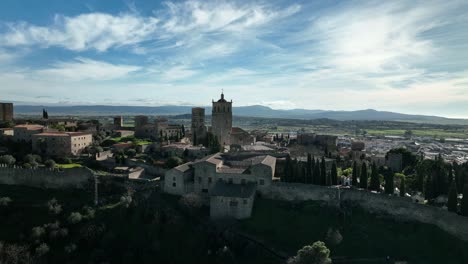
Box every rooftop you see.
[173,162,193,173]
[34,132,92,137]
[14,124,44,130]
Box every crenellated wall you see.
[0,164,93,189]
[259,182,468,242]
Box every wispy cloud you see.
[0,13,159,52]
[36,57,141,81]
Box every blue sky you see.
[1,0,468,118]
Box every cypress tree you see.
[352,161,358,187]
[320,157,327,186]
[400,176,406,197]
[360,162,368,189]
[370,162,380,191]
[306,153,312,184]
[331,162,338,185]
[311,157,316,184]
[424,173,434,201]
[461,184,468,216]
[447,180,458,213]
[313,159,320,185]
[448,164,453,186]
[385,171,394,195]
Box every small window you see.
[228,178,233,184]
[259,179,265,185]
[229,201,238,207]
[208,177,212,183]
[172,182,176,187]
[202,189,208,193]
[241,179,246,185]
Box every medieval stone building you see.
[0,103,13,122]
[212,92,232,146]
[191,107,207,145]
[164,152,276,219]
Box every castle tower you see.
[191,107,206,145]
[0,103,14,122]
[134,115,148,128]
[211,92,232,146]
[114,116,123,128]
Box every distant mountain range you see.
[13,104,468,125]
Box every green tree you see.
[447,180,458,213]
[287,241,331,264]
[369,162,380,191]
[352,161,358,186]
[461,184,468,216]
[360,162,368,189]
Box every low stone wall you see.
[0,164,93,189]
[126,159,166,177]
[259,182,468,242]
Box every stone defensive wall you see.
[0,164,93,189]
[259,182,468,242]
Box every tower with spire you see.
[211,91,232,146]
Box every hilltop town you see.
[1,94,468,263]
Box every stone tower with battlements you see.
[211,92,232,146]
[191,107,206,145]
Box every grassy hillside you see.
[1,185,467,263]
[238,199,468,264]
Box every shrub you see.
[64,243,77,254]
[83,206,95,219]
[68,212,83,224]
[35,243,49,256]
[0,197,12,206]
[44,159,56,169]
[0,155,15,165]
[326,228,343,246]
[287,241,331,264]
[31,226,46,239]
[47,198,62,215]
[179,193,202,211]
[120,195,133,208]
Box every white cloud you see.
[160,65,197,81]
[0,1,299,53]
[1,13,159,52]
[36,57,141,81]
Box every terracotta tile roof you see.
[14,124,44,130]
